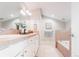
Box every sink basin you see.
[0,35,18,51]
[0,35,26,51]
[0,45,9,51]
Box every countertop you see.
[0,31,39,46]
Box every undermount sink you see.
[0,35,28,51]
[0,35,26,51]
[0,35,18,51]
[0,45,9,51]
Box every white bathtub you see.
[58,40,70,50]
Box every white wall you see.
[0,23,2,28]
[37,17,66,47]
[25,2,71,20]
[65,20,71,31]
[71,2,79,57]
[1,19,20,29]
[1,19,34,30]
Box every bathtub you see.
[58,40,70,50]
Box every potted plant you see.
[21,23,27,34]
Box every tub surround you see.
[55,30,71,57]
[56,41,70,57]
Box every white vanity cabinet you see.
[0,34,39,57]
[0,38,28,57]
[27,35,39,57]
[16,35,39,57]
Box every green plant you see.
[21,23,27,29]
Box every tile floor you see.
[36,38,63,57]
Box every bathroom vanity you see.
[0,32,40,57]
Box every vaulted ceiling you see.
[24,2,71,20]
[0,2,71,21]
[0,2,21,18]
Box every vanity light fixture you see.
[20,9,26,16]
[10,14,14,18]
[26,10,32,16]
[51,14,55,18]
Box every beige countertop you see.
[0,32,39,45]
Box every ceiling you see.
[0,2,22,21]
[0,2,71,21]
[24,2,71,20]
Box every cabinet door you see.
[16,46,35,57]
[29,37,37,56]
[33,36,39,55]
[16,49,31,57]
[27,35,39,57]
[17,35,39,57]
[35,35,39,56]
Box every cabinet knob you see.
[24,50,27,53]
[21,54,24,57]
[31,40,32,41]
[72,34,74,37]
